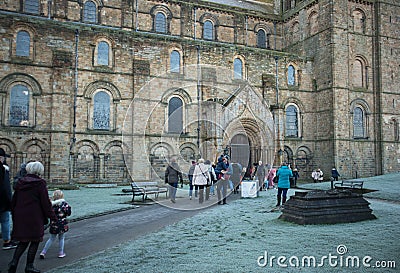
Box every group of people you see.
[0,148,72,273]
[165,155,244,205]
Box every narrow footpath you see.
[0,203,206,273]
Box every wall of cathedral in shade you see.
[0,0,399,184]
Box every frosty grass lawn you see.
[49,173,400,273]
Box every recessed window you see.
[203,20,214,40]
[257,29,266,48]
[83,1,97,23]
[16,31,30,57]
[288,65,296,86]
[93,91,110,130]
[10,85,30,126]
[24,0,39,14]
[234,58,243,79]
[285,105,298,137]
[170,50,180,73]
[97,41,109,66]
[155,12,167,33]
[353,107,365,138]
[168,97,183,133]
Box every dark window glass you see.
[155,12,167,33]
[170,50,180,73]
[168,97,183,133]
[353,107,364,138]
[286,105,298,137]
[203,21,214,40]
[10,85,29,126]
[83,1,97,23]
[16,31,30,57]
[98,42,109,66]
[257,29,266,48]
[234,58,243,79]
[93,91,110,130]
[24,0,39,14]
[288,65,295,85]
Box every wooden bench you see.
[334,180,364,190]
[130,182,168,202]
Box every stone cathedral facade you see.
[0,0,399,184]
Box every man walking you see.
[165,157,183,203]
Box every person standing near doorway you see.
[256,161,266,191]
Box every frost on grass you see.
[50,185,399,273]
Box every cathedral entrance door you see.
[230,134,250,177]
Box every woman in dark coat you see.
[8,161,56,273]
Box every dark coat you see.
[49,199,72,235]
[11,174,56,242]
[165,162,183,184]
[0,163,12,213]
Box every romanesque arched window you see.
[83,1,97,23]
[353,107,365,138]
[308,11,318,36]
[97,41,109,66]
[9,84,30,126]
[257,29,266,48]
[203,20,214,40]
[168,97,183,133]
[352,57,368,88]
[234,58,243,79]
[155,12,167,33]
[285,104,299,137]
[93,91,110,130]
[16,31,30,57]
[170,50,180,73]
[288,65,296,86]
[352,9,366,34]
[24,0,39,14]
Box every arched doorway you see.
[230,134,250,176]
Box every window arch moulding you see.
[0,73,42,128]
[12,25,36,61]
[150,5,172,34]
[84,81,121,132]
[350,99,370,139]
[254,23,272,49]
[199,13,219,41]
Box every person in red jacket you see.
[8,161,56,273]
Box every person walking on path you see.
[187,161,197,200]
[276,163,293,208]
[165,157,183,203]
[40,190,72,259]
[192,158,211,204]
[256,161,265,191]
[216,156,230,205]
[204,160,216,201]
[8,161,56,273]
[0,148,17,250]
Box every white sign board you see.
[241,180,258,198]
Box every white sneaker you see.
[58,253,66,258]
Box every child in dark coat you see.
[40,190,71,258]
